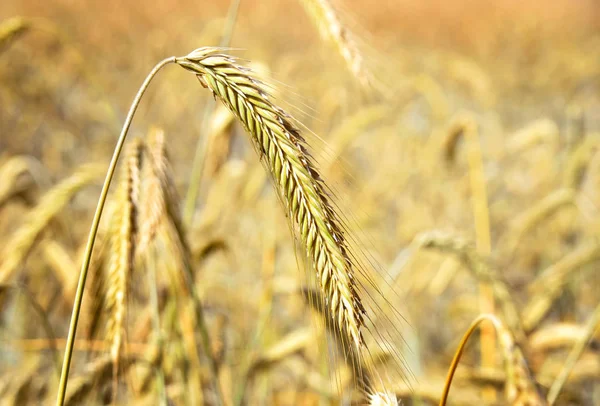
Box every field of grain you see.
[1,1,599,405]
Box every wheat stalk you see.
[176,47,366,351]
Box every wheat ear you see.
[136,129,169,258]
[299,0,373,90]
[0,164,103,283]
[176,47,366,349]
[0,16,30,50]
[416,231,525,343]
[105,139,142,402]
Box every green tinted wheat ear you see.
[176,47,366,349]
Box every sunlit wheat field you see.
[0,0,599,405]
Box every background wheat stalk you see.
[176,47,367,351]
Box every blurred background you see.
[1,0,599,404]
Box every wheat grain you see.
[176,47,366,350]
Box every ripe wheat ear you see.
[176,47,367,350]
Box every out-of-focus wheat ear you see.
[0,155,40,207]
[415,231,526,344]
[546,302,600,405]
[176,48,366,352]
[0,164,104,284]
[104,138,143,399]
[81,230,109,341]
[500,188,576,256]
[522,240,600,332]
[0,16,61,53]
[299,0,375,90]
[64,355,134,406]
[136,128,168,258]
[562,137,599,189]
[143,130,223,404]
[0,16,30,50]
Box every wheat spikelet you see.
[176,47,366,350]
[299,0,374,90]
[104,139,142,386]
[0,164,103,283]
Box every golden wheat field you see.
[1,0,599,405]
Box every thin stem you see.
[183,0,241,226]
[56,56,175,406]
[439,314,499,406]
